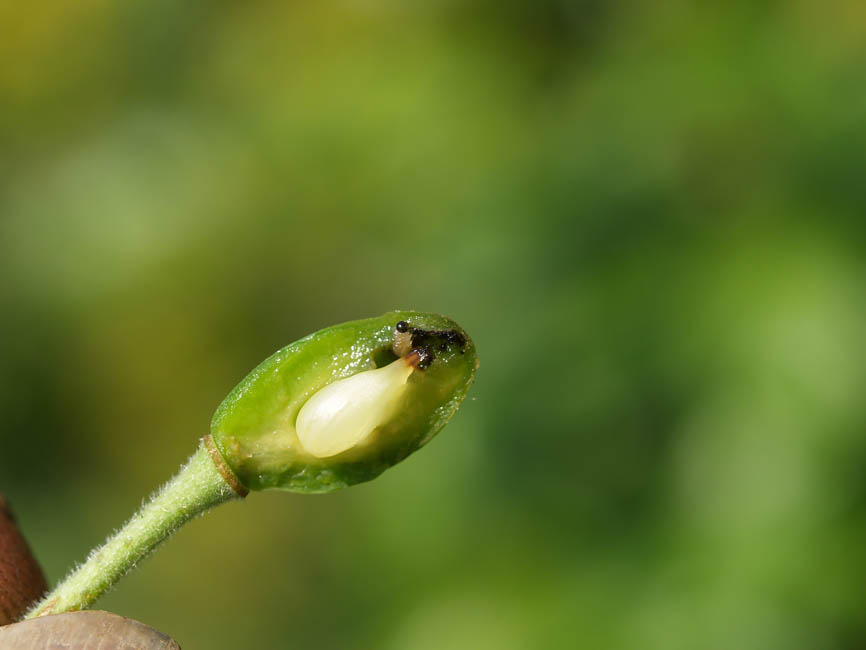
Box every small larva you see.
[393,320,414,357]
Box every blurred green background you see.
[2,1,866,648]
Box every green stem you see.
[25,439,243,618]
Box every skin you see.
[1,611,180,649]
[0,496,46,624]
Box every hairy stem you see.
[25,439,244,618]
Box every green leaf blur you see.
[1,1,865,649]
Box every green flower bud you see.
[26,311,478,618]
[210,311,479,493]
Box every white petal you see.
[295,358,414,458]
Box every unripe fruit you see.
[210,311,478,493]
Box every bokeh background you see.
[2,1,866,648]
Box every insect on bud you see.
[210,311,478,493]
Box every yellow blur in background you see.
[2,1,866,648]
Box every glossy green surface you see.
[210,311,478,492]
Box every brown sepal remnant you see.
[203,435,250,497]
[0,495,48,625]
[0,610,181,649]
